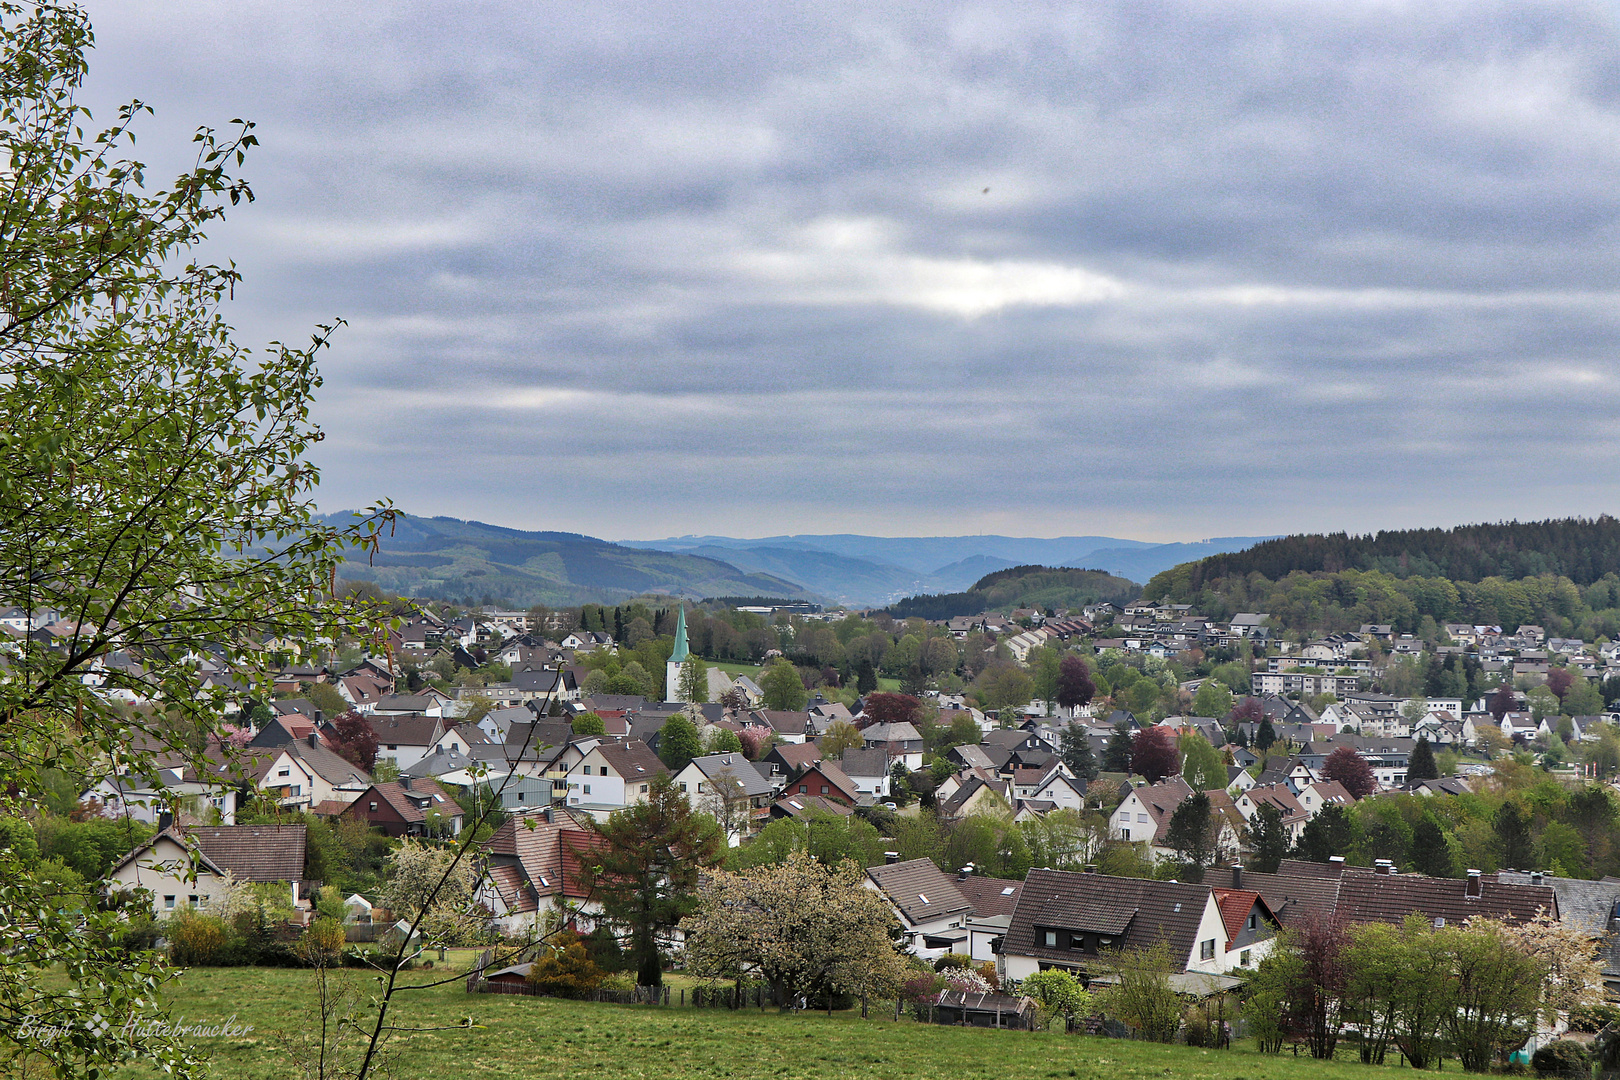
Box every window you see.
[798,785,807,794]
[583,784,592,795]
[820,785,829,795]
[679,782,687,792]
[387,744,397,750]
[1240,950,1251,967]
[1247,913,1257,931]
[369,802,378,811]
[1200,939,1215,961]
[188,894,198,906]
[164,895,176,909]
[1137,813,1149,823]
[640,785,649,794]
[1122,829,1130,841]
[277,768,290,777]
[291,785,301,796]
[1044,930,1058,947]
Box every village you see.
[18,584,1620,1073]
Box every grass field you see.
[104,964,1394,1080]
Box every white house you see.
[1000,869,1282,983]
[670,753,774,846]
[865,857,975,960]
[563,739,667,820]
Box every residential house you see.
[341,778,463,837]
[865,857,975,959]
[670,753,774,845]
[839,746,893,799]
[369,714,469,771]
[252,735,372,810]
[939,773,1013,819]
[1000,869,1281,983]
[1234,783,1309,843]
[1109,777,1194,844]
[780,761,861,807]
[106,829,232,919]
[563,739,668,820]
[476,809,604,936]
[861,722,924,771]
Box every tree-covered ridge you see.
[1145,563,1620,638]
[884,565,1139,620]
[1176,516,1620,590]
[323,513,818,607]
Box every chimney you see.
[958,864,973,881]
[1466,869,1482,899]
[1374,859,1393,875]
[400,776,412,791]
[1083,865,1096,874]
[1230,865,1243,889]
[307,732,320,748]
[884,851,900,864]
[156,810,173,833]
[314,709,324,726]
[1530,871,1544,886]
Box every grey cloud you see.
[73,0,1620,542]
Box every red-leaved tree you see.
[327,710,379,771]
[1321,745,1376,798]
[1056,655,1095,712]
[1283,915,1350,1059]
[1130,726,1182,783]
[1489,684,1516,720]
[861,692,922,728]
[1547,667,1574,702]
[1228,696,1265,725]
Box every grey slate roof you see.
[866,857,973,925]
[839,746,891,779]
[1007,869,1211,967]
[687,753,773,797]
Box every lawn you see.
[106,964,1393,1080]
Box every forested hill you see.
[884,565,1139,620]
[1143,516,1620,639]
[1168,516,1620,591]
[324,514,816,607]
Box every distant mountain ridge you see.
[624,532,1276,606]
[325,514,817,607]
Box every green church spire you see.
[669,605,690,663]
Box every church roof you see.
[670,606,690,663]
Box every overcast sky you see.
[78,1,1620,543]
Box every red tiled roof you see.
[1211,888,1263,943]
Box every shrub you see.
[1532,1040,1590,1078]
[167,909,230,966]
[933,952,974,972]
[599,972,636,996]
[1020,969,1089,1031]
[1182,1003,1215,1047]
[113,913,161,956]
[941,968,993,995]
[298,917,346,967]
[900,972,946,1003]
[527,932,604,999]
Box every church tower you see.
[665,605,689,702]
